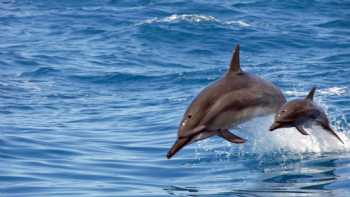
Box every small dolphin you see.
[167,44,286,159]
[270,87,344,144]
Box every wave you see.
[70,72,155,83]
[69,69,222,85]
[317,19,350,28]
[143,14,218,24]
[225,20,251,27]
[18,67,223,87]
[137,14,251,27]
[319,87,348,96]
[285,86,348,97]
[19,67,62,78]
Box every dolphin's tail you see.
[166,138,190,159]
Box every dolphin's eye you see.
[281,110,286,113]
[187,115,192,119]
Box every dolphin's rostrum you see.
[270,87,344,144]
[167,44,286,159]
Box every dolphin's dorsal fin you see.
[228,44,242,74]
[305,87,316,101]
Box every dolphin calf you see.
[166,44,286,159]
[270,87,344,144]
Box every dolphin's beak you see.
[269,122,282,131]
[166,138,190,159]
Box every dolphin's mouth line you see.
[275,120,294,124]
[270,120,295,131]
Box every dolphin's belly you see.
[208,106,274,130]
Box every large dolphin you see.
[167,44,286,159]
[270,87,344,144]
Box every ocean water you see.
[1,0,350,196]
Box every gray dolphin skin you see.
[270,87,344,144]
[166,44,286,159]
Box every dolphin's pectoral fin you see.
[179,125,206,138]
[295,125,309,135]
[317,120,345,144]
[218,129,246,144]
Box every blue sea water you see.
[1,0,350,196]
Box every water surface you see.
[1,0,350,196]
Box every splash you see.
[243,115,350,154]
[195,115,350,160]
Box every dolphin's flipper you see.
[295,125,309,135]
[317,120,344,144]
[218,129,246,144]
[179,125,206,138]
